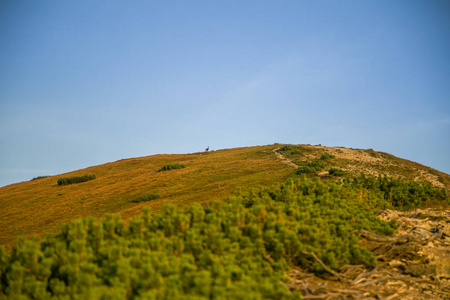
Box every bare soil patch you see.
[415,169,445,189]
[326,147,383,164]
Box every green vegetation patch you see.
[0,176,400,299]
[344,173,449,209]
[278,145,302,155]
[296,160,325,174]
[328,168,347,176]
[278,145,294,152]
[31,176,51,181]
[158,163,186,172]
[132,193,160,203]
[320,153,334,160]
[57,174,96,186]
[295,152,335,175]
[296,166,317,174]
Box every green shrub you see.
[309,160,325,169]
[320,153,334,160]
[344,173,449,209]
[158,163,186,172]
[132,193,160,203]
[278,145,302,155]
[57,174,96,186]
[296,160,325,174]
[296,166,317,174]
[329,168,347,176]
[31,176,50,181]
[278,145,293,152]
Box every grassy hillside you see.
[0,144,448,252]
[0,145,293,251]
[1,144,449,299]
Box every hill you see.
[1,144,448,252]
[1,144,449,299]
[0,145,290,251]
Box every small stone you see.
[388,260,404,267]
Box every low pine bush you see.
[320,153,334,160]
[31,176,50,181]
[132,193,160,203]
[57,174,96,186]
[296,166,317,174]
[296,160,325,174]
[278,145,293,152]
[344,173,449,209]
[290,149,302,155]
[158,163,186,172]
[329,168,347,176]
[278,145,302,155]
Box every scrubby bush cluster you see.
[0,176,399,299]
[320,153,334,160]
[57,175,96,186]
[278,145,302,155]
[158,163,186,172]
[31,176,50,181]
[328,168,347,176]
[278,145,293,152]
[296,160,325,174]
[344,173,449,209]
[132,193,160,203]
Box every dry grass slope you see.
[0,145,293,251]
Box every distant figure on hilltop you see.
[205,146,209,152]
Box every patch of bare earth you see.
[415,170,445,189]
[326,147,383,164]
[286,208,450,299]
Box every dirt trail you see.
[273,148,299,169]
[286,208,450,299]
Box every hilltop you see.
[1,144,448,252]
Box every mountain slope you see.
[0,144,448,251]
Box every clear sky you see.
[1,0,449,187]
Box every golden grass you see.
[0,145,293,251]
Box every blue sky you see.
[1,0,449,187]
